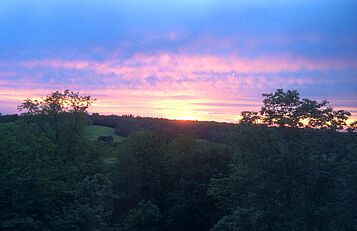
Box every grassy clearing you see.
[85,125,124,142]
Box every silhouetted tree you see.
[261,89,302,127]
[347,121,357,132]
[240,111,261,125]
[241,89,352,130]
[18,90,95,142]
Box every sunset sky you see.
[0,0,356,122]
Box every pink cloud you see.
[3,53,356,78]
[1,51,356,122]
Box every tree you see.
[239,111,261,125]
[18,90,95,142]
[112,131,168,225]
[298,99,351,130]
[240,89,352,130]
[209,125,357,230]
[0,121,56,230]
[119,201,161,231]
[261,89,302,127]
[347,121,357,132]
[18,90,95,115]
[2,91,111,230]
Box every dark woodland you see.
[1,89,356,230]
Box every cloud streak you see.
[1,51,356,121]
[0,1,356,121]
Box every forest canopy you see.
[0,89,356,230]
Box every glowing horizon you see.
[0,1,356,122]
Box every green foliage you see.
[90,114,233,142]
[164,135,232,231]
[0,120,112,230]
[0,121,55,230]
[119,201,161,231]
[112,131,167,220]
[211,208,265,231]
[110,131,232,230]
[18,89,95,143]
[0,114,19,123]
[1,90,356,230]
[209,126,357,230]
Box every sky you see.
[0,0,356,122]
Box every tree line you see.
[0,89,356,230]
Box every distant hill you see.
[1,113,236,142]
[89,113,237,143]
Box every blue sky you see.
[0,0,356,121]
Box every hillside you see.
[90,114,236,143]
[85,125,124,142]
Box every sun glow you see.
[174,115,199,121]
[154,99,205,121]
